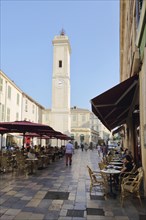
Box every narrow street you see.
[0,148,146,220]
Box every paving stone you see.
[44,191,69,200]
[58,217,72,220]
[60,209,68,216]
[7,197,20,203]
[5,191,17,196]
[1,186,13,193]
[115,217,130,220]
[66,209,84,217]
[22,207,35,212]
[0,198,8,205]
[62,204,74,209]
[90,195,105,200]
[49,203,62,210]
[26,198,41,207]
[0,207,8,215]
[86,208,104,216]
[44,210,60,220]
[74,202,86,210]
[21,196,32,200]
[11,200,29,209]
[29,213,44,220]
[14,193,25,197]
[13,211,33,220]
[104,211,114,216]
[5,208,21,216]
[0,214,15,220]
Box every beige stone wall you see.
[140,48,146,195]
[120,0,139,81]
[120,0,146,195]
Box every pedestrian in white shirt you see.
[97,144,101,157]
[65,141,74,166]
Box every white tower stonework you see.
[51,30,71,136]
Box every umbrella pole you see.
[1,134,4,157]
[40,135,42,147]
[32,137,34,148]
[23,132,25,148]
[0,134,2,150]
[1,134,3,154]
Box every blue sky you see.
[1,0,120,110]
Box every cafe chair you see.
[120,163,136,186]
[87,165,106,195]
[98,162,106,170]
[120,163,136,182]
[12,157,29,177]
[121,167,143,206]
[0,156,12,173]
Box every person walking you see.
[81,143,84,151]
[97,144,101,157]
[65,141,74,166]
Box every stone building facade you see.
[120,0,146,195]
[0,70,44,147]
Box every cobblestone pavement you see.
[0,149,146,220]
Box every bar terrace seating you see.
[121,167,143,206]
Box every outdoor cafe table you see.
[101,168,121,198]
[26,158,38,174]
[111,159,122,162]
[107,165,122,170]
[109,161,123,166]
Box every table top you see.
[111,159,122,162]
[101,168,121,174]
[109,162,123,165]
[26,158,38,161]
[107,165,122,170]
[39,155,48,158]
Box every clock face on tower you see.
[56,79,64,88]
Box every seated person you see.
[127,150,134,163]
[120,155,133,175]
[114,155,133,185]
[121,148,128,159]
[27,148,36,159]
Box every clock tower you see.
[51,30,71,136]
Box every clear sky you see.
[1,0,120,111]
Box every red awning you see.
[91,74,139,131]
[0,120,55,134]
[0,121,73,141]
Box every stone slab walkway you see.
[0,149,146,220]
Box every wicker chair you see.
[0,156,12,173]
[87,165,107,194]
[120,163,136,184]
[121,167,143,206]
[98,162,106,170]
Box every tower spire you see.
[60,28,65,36]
